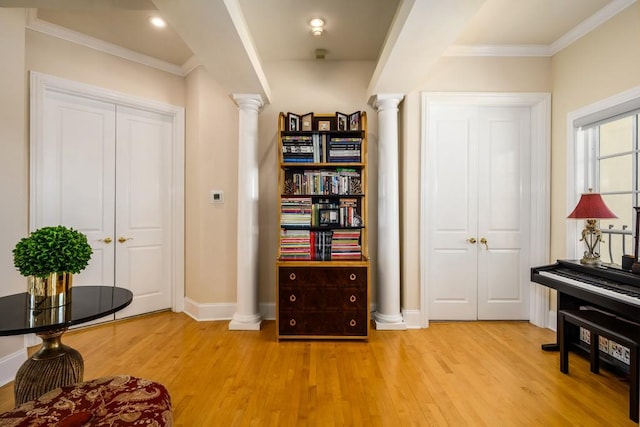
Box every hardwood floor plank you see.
[0,312,636,426]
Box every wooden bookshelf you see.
[276,112,370,340]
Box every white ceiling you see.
[2,0,632,101]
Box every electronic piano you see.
[531,259,640,350]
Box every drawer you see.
[279,310,368,336]
[279,266,367,288]
[279,286,367,311]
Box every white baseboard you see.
[401,309,422,329]
[182,298,236,321]
[0,348,27,387]
[182,298,277,322]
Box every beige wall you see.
[26,30,185,106]
[550,2,640,262]
[184,67,240,302]
[0,8,28,361]
[398,57,553,309]
[258,60,378,303]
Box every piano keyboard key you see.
[539,270,640,307]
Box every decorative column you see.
[371,94,407,330]
[229,94,264,330]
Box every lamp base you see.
[578,220,604,267]
[580,256,602,266]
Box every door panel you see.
[477,107,530,319]
[428,105,479,319]
[114,106,173,318]
[39,91,116,287]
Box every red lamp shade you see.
[567,192,617,219]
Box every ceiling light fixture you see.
[309,18,325,37]
[149,16,167,29]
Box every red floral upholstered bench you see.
[0,375,172,426]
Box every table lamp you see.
[567,189,617,265]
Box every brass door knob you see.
[118,237,133,243]
[480,237,489,250]
[467,237,477,244]
[101,237,112,244]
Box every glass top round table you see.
[0,285,133,336]
[0,286,133,406]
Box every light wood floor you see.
[0,312,636,426]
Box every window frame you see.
[568,86,640,262]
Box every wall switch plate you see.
[210,190,224,204]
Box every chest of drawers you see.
[276,264,369,339]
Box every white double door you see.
[34,88,173,319]
[426,104,531,320]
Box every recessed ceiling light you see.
[149,16,167,28]
[309,17,325,36]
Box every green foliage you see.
[13,226,93,278]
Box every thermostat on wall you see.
[210,190,224,204]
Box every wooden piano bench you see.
[558,309,640,422]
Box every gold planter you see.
[28,272,73,309]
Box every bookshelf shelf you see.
[276,112,370,340]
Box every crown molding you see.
[181,55,202,76]
[443,44,552,57]
[549,0,636,55]
[25,9,195,77]
[445,0,637,58]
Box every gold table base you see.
[14,329,83,405]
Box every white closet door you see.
[113,106,173,318]
[477,107,530,320]
[427,104,530,320]
[34,88,174,319]
[427,105,479,320]
[38,90,116,288]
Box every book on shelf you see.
[280,197,312,227]
[339,198,359,227]
[280,229,311,260]
[328,137,362,162]
[282,135,314,163]
[279,228,362,261]
[283,169,362,196]
[311,230,333,261]
[282,133,363,164]
[330,229,362,260]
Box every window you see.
[577,112,640,264]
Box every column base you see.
[229,313,262,331]
[374,312,408,330]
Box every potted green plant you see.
[13,225,93,308]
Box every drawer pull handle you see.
[349,273,357,281]
[349,295,357,303]
[289,273,296,281]
[349,319,357,327]
[289,319,297,326]
[289,294,296,302]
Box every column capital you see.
[369,94,405,112]
[232,94,264,112]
